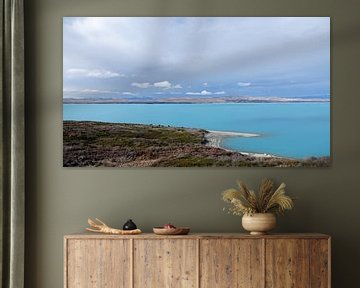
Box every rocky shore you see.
[63,121,330,167]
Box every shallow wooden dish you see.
[153,227,190,235]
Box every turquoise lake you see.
[63,103,330,159]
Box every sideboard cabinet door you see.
[266,239,309,288]
[200,239,264,288]
[66,239,131,288]
[265,239,330,288]
[134,239,198,288]
[309,239,330,288]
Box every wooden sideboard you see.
[64,233,330,288]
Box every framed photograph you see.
[63,17,330,167]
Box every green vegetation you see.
[63,121,330,167]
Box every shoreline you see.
[63,121,330,167]
[63,120,322,160]
[205,130,277,158]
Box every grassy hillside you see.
[63,121,330,167]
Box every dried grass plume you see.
[222,178,294,216]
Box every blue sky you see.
[63,17,330,99]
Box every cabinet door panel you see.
[66,239,131,288]
[265,239,310,288]
[310,239,330,288]
[134,239,198,288]
[200,239,264,288]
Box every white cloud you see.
[64,88,117,94]
[203,82,208,86]
[81,89,111,93]
[237,82,251,87]
[186,90,211,95]
[153,81,182,89]
[132,81,182,89]
[153,81,172,89]
[63,88,124,98]
[186,90,225,96]
[122,92,137,95]
[66,68,124,78]
[132,82,151,88]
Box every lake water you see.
[63,103,330,159]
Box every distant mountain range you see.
[63,96,330,104]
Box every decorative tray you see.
[153,227,190,235]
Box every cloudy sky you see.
[63,17,330,99]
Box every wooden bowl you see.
[153,227,190,235]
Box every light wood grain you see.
[310,239,330,288]
[133,239,198,288]
[265,239,310,288]
[64,233,331,288]
[200,238,264,288]
[64,239,68,288]
[66,239,131,288]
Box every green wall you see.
[24,0,360,287]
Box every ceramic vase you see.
[242,213,276,235]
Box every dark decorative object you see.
[123,219,137,230]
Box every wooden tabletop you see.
[65,232,330,240]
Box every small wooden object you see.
[86,218,142,235]
[152,227,190,235]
